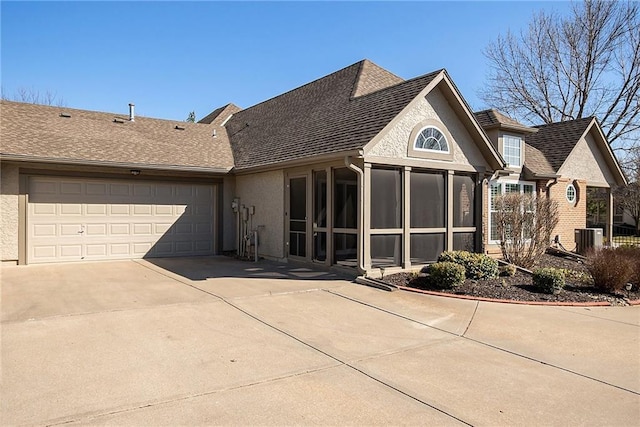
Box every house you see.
[474,110,627,252]
[0,60,627,275]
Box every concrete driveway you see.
[1,256,639,426]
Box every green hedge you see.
[437,251,499,280]
[427,262,466,289]
[533,268,565,294]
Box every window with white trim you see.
[566,184,576,204]
[414,126,449,153]
[489,181,535,242]
[502,135,522,167]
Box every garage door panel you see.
[33,224,57,237]
[33,203,57,215]
[175,223,193,234]
[86,204,107,215]
[110,184,131,196]
[60,204,83,215]
[86,183,107,195]
[60,224,82,236]
[85,224,107,236]
[60,182,82,195]
[31,180,57,194]
[133,205,152,215]
[110,205,130,215]
[110,243,131,256]
[154,223,172,234]
[133,184,153,196]
[33,245,56,260]
[85,244,108,257]
[155,205,173,215]
[28,177,216,264]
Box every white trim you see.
[502,134,522,168]
[566,183,577,204]
[488,178,535,244]
[413,125,450,154]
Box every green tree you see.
[186,111,196,123]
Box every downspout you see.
[345,155,366,274]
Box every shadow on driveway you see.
[143,255,357,282]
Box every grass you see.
[612,235,640,245]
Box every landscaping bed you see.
[383,252,640,306]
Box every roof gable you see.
[226,60,441,171]
[198,103,241,125]
[364,72,505,171]
[523,117,626,186]
[351,59,404,98]
[525,117,593,171]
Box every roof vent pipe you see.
[129,103,135,122]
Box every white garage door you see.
[28,176,216,264]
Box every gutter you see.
[0,154,232,174]
[233,149,363,175]
[344,155,366,274]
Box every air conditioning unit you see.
[575,228,603,255]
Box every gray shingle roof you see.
[523,143,557,177]
[226,60,441,170]
[0,100,234,172]
[525,117,594,172]
[474,109,535,133]
[198,103,241,125]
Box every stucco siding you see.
[235,170,285,260]
[366,87,487,168]
[222,176,236,252]
[1,163,19,261]
[558,131,615,187]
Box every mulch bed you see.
[383,252,640,306]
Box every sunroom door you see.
[288,176,307,258]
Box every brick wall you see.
[545,178,587,250]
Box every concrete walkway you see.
[1,256,638,426]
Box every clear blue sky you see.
[1,1,573,122]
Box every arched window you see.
[414,126,449,153]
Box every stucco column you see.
[403,166,411,269]
[363,163,372,271]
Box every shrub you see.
[427,262,466,289]
[533,268,566,294]
[499,264,517,277]
[587,248,634,293]
[438,251,499,280]
[493,193,559,268]
[614,246,640,289]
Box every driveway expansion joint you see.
[326,289,640,397]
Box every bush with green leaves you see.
[437,251,499,280]
[427,262,466,289]
[587,248,634,293]
[499,264,517,277]
[533,268,565,294]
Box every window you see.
[410,171,444,228]
[453,175,475,227]
[566,183,576,204]
[414,127,449,152]
[489,181,535,242]
[371,168,402,229]
[503,135,522,167]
